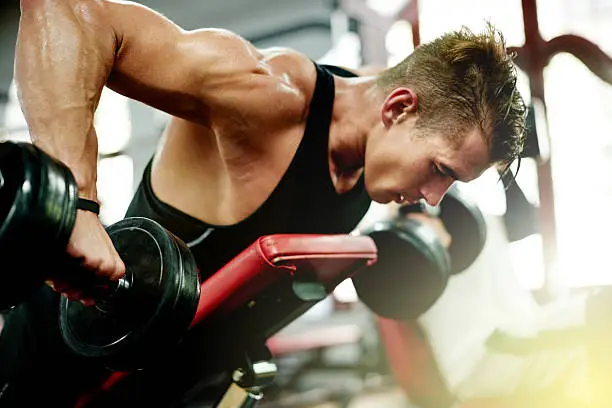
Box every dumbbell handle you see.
[81,276,131,301]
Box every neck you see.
[329,76,382,175]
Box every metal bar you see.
[519,0,559,297]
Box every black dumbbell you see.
[0,140,78,309]
[0,141,200,371]
[352,217,451,320]
[351,185,487,320]
[399,184,487,275]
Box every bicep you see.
[102,0,261,123]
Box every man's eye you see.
[433,163,445,176]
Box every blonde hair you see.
[376,23,526,171]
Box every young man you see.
[1,0,526,405]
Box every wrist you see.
[76,179,98,202]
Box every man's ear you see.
[381,87,418,128]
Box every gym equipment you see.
[352,184,487,320]
[353,217,451,320]
[77,232,377,406]
[399,184,487,275]
[59,217,201,371]
[0,141,201,370]
[0,141,78,311]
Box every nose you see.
[420,178,454,206]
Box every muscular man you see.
[1,0,526,405]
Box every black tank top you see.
[125,62,371,280]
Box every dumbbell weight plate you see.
[441,185,487,274]
[398,185,488,275]
[353,218,451,320]
[59,217,200,371]
[0,141,77,311]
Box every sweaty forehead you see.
[451,128,491,182]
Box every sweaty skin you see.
[15,0,490,301]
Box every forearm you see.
[15,0,117,198]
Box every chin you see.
[365,191,382,203]
[365,185,391,204]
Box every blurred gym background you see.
[1,0,612,407]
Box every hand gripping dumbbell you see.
[399,184,488,275]
[0,141,201,370]
[351,184,487,320]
